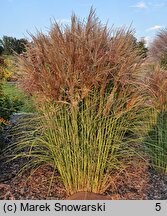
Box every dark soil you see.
[0,113,167,200]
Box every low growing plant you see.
[2,83,35,113]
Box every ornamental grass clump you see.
[143,66,167,173]
[13,9,150,195]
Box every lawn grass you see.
[2,82,35,113]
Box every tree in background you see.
[137,38,148,58]
[0,45,4,55]
[0,36,28,55]
[128,36,148,58]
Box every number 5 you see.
[155,203,161,211]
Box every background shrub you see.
[0,84,12,120]
[0,56,16,81]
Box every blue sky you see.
[0,0,166,45]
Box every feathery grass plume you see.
[13,8,150,195]
[17,8,143,105]
[143,65,167,109]
[149,29,167,64]
[143,66,167,173]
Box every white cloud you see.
[154,3,165,7]
[56,19,71,24]
[146,25,164,31]
[131,1,166,9]
[132,1,147,9]
[149,2,166,8]
[144,36,152,47]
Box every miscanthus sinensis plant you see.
[10,9,151,195]
[143,66,167,173]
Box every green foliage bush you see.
[0,82,34,123]
[137,39,148,58]
[0,83,11,153]
[0,56,16,81]
[0,85,12,120]
[2,83,35,113]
